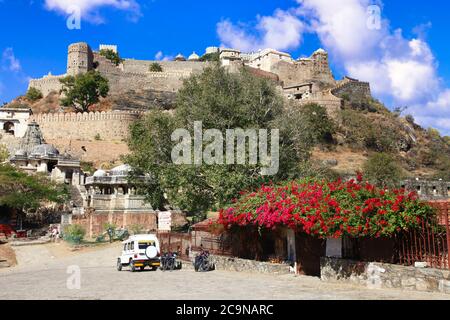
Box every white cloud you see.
[2,48,21,72]
[154,51,173,61]
[155,51,163,60]
[44,0,141,23]
[217,9,304,52]
[216,0,450,134]
[295,0,448,133]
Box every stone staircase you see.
[69,184,85,208]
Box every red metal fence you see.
[397,201,450,270]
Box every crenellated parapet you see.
[30,110,142,123]
[30,111,143,141]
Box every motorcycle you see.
[161,251,182,271]
[194,249,214,272]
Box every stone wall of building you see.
[91,53,207,94]
[30,111,141,141]
[293,91,344,119]
[321,257,450,294]
[402,180,450,200]
[71,211,158,238]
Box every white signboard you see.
[158,211,172,231]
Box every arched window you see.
[3,122,14,135]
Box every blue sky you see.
[1,0,450,134]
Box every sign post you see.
[158,211,172,232]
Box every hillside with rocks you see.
[4,78,450,181]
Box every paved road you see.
[0,243,449,300]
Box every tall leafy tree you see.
[363,153,404,188]
[125,65,315,215]
[0,164,68,213]
[60,71,109,113]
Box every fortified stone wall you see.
[272,59,336,90]
[28,75,64,97]
[331,79,371,102]
[402,180,450,200]
[71,211,158,238]
[294,91,344,119]
[30,111,141,141]
[93,53,207,94]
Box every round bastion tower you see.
[67,42,94,76]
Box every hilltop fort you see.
[28,42,371,115]
[5,41,448,187]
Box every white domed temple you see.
[9,121,81,184]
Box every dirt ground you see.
[0,243,17,266]
[1,241,449,300]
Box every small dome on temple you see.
[30,144,59,157]
[15,149,27,157]
[110,164,132,176]
[174,53,186,61]
[314,48,327,55]
[93,169,107,177]
[188,52,200,61]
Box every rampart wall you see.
[30,111,142,141]
[331,80,371,102]
[28,75,64,96]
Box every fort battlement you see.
[27,42,372,119]
[30,111,142,141]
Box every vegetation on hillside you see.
[363,153,404,188]
[149,62,163,72]
[199,52,220,62]
[25,87,43,102]
[60,71,109,113]
[0,145,9,162]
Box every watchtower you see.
[67,42,94,76]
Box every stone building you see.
[83,164,153,214]
[28,42,372,117]
[402,179,450,200]
[9,121,81,183]
[66,164,187,238]
[0,107,32,138]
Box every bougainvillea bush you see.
[218,174,435,239]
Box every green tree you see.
[26,87,43,101]
[199,52,220,62]
[99,49,123,66]
[125,65,304,214]
[443,136,450,146]
[149,62,163,72]
[60,71,109,113]
[0,164,68,212]
[63,224,86,244]
[297,103,335,144]
[363,153,404,188]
